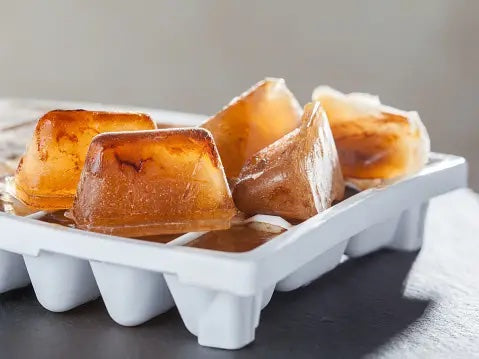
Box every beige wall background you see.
[1,0,478,189]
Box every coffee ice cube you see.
[201,78,301,180]
[68,128,236,237]
[233,102,344,221]
[14,110,156,210]
[312,86,430,189]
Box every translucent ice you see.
[233,102,345,221]
[201,78,302,180]
[68,128,236,236]
[312,86,430,189]
[14,110,156,210]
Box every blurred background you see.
[0,0,477,189]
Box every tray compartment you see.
[165,273,274,349]
[276,240,348,292]
[0,249,30,292]
[91,261,174,326]
[345,201,429,257]
[345,215,401,257]
[389,202,429,251]
[23,251,100,312]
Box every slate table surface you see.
[0,100,477,358]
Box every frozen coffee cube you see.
[15,110,156,210]
[68,128,236,237]
[233,102,345,221]
[312,86,430,189]
[202,78,301,180]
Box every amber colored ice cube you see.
[201,78,302,180]
[312,86,430,186]
[14,110,156,210]
[68,128,236,237]
[233,102,345,221]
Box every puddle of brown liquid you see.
[186,225,283,253]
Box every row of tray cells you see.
[0,202,428,349]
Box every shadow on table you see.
[247,249,430,358]
[0,250,430,359]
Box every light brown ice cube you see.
[233,102,345,221]
[14,110,156,210]
[312,86,430,188]
[201,78,302,180]
[68,128,236,237]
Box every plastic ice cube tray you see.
[0,101,468,350]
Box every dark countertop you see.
[0,189,478,358]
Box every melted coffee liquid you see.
[187,225,283,253]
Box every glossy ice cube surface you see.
[69,128,236,237]
[15,110,156,210]
[201,78,301,180]
[233,102,345,221]
[312,87,430,184]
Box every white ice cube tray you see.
[0,150,467,349]
[0,98,469,349]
